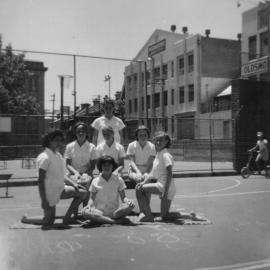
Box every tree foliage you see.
[0,36,41,114]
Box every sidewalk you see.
[0,159,237,188]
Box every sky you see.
[0,0,259,112]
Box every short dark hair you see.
[41,130,64,148]
[135,125,150,140]
[154,131,171,148]
[102,125,114,135]
[97,155,118,172]
[104,99,115,107]
[73,121,89,139]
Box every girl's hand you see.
[124,198,135,209]
[135,182,145,190]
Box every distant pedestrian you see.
[21,130,88,226]
[91,99,125,146]
[135,131,176,222]
[82,155,135,224]
[126,125,155,183]
[248,131,269,175]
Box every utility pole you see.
[104,75,111,99]
[50,93,55,127]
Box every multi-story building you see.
[124,27,240,141]
[241,2,270,80]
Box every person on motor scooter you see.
[248,131,269,175]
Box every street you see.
[1,175,270,270]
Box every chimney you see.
[93,99,100,107]
[182,26,188,34]
[205,29,210,38]
[237,33,242,41]
[170,25,176,32]
[81,103,90,114]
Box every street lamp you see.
[58,75,73,130]
[104,74,111,98]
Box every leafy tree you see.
[0,36,41,114]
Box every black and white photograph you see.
[1,0,270,269]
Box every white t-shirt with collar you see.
[91,115,125,145]
[127,140,156,172]
[90,174,126,217]
[64,140,96,174]
[37,148,65,207]
[95,141,126,164]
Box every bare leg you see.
[82,208,116,224]
[61,186,88,224]
[136,183,162,222]
[160,198,172,220]
[113,203,134,219]
[21,206,56,226]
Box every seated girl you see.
[82,155,135,224]
[126,125,155,183]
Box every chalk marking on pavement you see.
[194,258,270,270]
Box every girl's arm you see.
[162,165,173,199]
[38,168,50,209]
[128,155,142,175]
[119,190,134,208]
[145,156,155,174]
[66,159,80,178]
[92,129,98,146]
[113,157,124,174]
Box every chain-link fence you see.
[0,114,235,172]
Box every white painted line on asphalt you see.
[194,258,270,270]
[175,190,270,199]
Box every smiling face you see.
[50,135,64,152]
[76,125,87,143]
[104,103,114,118]
[101,161,113,175]
[154,135,168,152]
[137,129,149,144]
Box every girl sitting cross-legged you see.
[82,155,135,224]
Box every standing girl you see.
[135,131,176,222]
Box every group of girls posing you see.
[21,100,178,226]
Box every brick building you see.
[124,27,240,141]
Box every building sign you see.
[241,58,269,77]
[148,39,166,57]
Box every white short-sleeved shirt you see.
[257,139,269,161]
[37,148,65,206]
[65,140,96,174]
[91,115,125,145]
[95,141,126,164]
[127,141,156,172]
[90,174,126,217]
[150,149,174,184]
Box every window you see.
[162,64,168,80]
[133,74,137,88]
[154,67,160,79]
[171,61,174,77]
[129,100,132,113]
[134,98,138,113]
[163,91,168,106]
[258,4,268,29]
[154,93,160,108]
[147,95,150,109]
[260,31,268,57]
[29,75,38,92]
[188,53,194,72]
[127,76,132,90]
[188,84,194,102]
[178,57,184,75]
[141,96,144,111]
[179,86,185,104]
[171,89,174,105]
[248,35,257,60]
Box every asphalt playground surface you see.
[1,174,270,270]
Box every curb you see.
[0,171,238,189]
